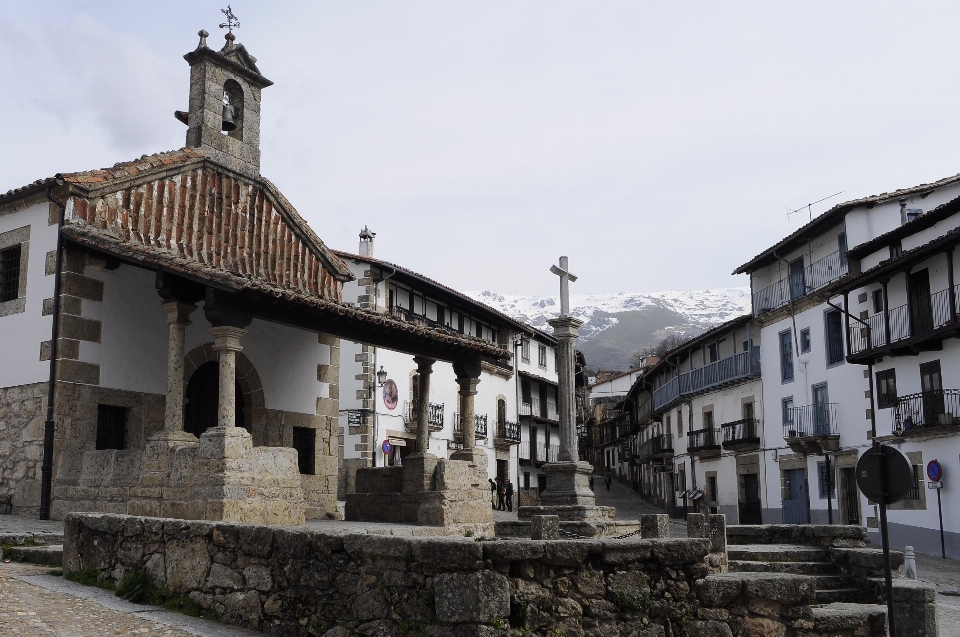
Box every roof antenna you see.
[787,191,844,223]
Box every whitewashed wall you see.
[0,202,57,389]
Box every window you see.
[742,401,755,421]
[703,410,714,428]
[782,397,794,429]
[872,289,884,314]
[825,310,844,366]
[905,464,922,500]
[521,338,530,363]
[838,232,848,267]
[0,245,22,303]
[292,426,316,475]
[677,408,683,436]
[817,462,836,499]
[890,242,902,259]
[707,476,718,503]
[664,414,671,437]
[538,344,547,368]
[95,405,126,450]
[876,369,897,409]
[523,471,530,490]
[707,343,718,363]
[779,330,794,382]
[906,209,923,222]
[800,328,811,353]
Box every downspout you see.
[40,182,67,520]
[773,251,801,358]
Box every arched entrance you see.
[184,361,246,436]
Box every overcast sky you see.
[1,1,958,297]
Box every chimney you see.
[359,226,376,257]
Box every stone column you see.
[210,326,246,428]
[162,301,197,432]
[412,357,435,454]
[548,315,583,462]
[457,375,480,450]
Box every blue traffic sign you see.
[927,459,943,482]
[382,439,392,455]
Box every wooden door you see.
[909,269,934,335]
[783,468,810,524]
[739,473,763,524]
[790,258,806,299]
[920,360,944,426]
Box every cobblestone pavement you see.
[886,545,960,637]
[593,477,688,537]
[0,562,257,637]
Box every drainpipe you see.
[370,264,396,467]
[40,182,67,520]
[773,251,801,358]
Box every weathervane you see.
[219,5,240,34]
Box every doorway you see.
[909,269,934,335]
[841,467,860,525]
[739,473,763,524]
[920,360,944,427]
[812,383,831,435]
[789,258,806,299]
[783,468,810,524]
[184,361,245,436]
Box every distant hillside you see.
[466,288,751,371]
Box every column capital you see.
[455,375,480,396]
[547,315,584,338]
[210,326,246,352]
[161,300,197,326]
[413,356,436,375]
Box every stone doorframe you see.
[182,342,267,443]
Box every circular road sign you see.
[382,439,392,455]
[856,445,914,505]
[927,459,943,483]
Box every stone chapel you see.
[0,28,507,525]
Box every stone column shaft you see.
[211,326,246,428]
[457,375,480,450]
[548,316,583,462]
[413,357,435,454]
[162,301,197,432]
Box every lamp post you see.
[373,366,388,465]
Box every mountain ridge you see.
[465,288,752,371]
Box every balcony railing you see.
[404,401,445,431]
[893,389,960,435]
[687,427,721,454]
[784,403,838,439]
[496,420,521,442]
[519,399,558,421]
[753,250,849,316]
[848,285,960,356]
[454,413,488,439]
[653,348,760,412]
[390,305,440,329]
[721,418,760,448]
[535,443,559,464]
[637,434,674,461]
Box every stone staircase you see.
[729,543,861,604]
[0,532,64,567]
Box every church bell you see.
[221,102,237,132]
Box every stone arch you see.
[182,342,265,436]
[223,79,245,141]
[495,394,508,427]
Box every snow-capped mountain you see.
[465,288,752,370]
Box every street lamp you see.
[376,365,388,387]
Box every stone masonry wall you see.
[62,513,878,637]
[0,382,48,515]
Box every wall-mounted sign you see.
[346,409,366,426]
[382,439,392,454]
[927,459,943,483]
[382,379,398,410]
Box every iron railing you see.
[653,348,760,412]
[849,285,960,355]
[893,389,960,434]
[405,401,444,431]
[637,434,674,461]
[752,249,849,316]
[783,403,838,438]
[687,427,721,453]
[536,443,558,463]
[454,413,488,439]
[721,418,760,447]
[497,420,521,442]
[519,399,558,421]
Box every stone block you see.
[434,571,509,623]
[687,513,706,539]
[707,514,727,553]
[683,620,733,637]
[640,514,669,539]
[537,461,596,507]
[531,515,559,540]
[56,360,100,385]
[410,538,482,570]
[354,466,403,493]
[434,459,475,491]
[198,426,253,459]
[402,454,439,494]
[60,272,103,301]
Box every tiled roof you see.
[733,173,960,275]
[518,370,558,387]
[59,148,207,187]
[332,249,557,344]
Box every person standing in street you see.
[489,478,497,509]
[505,479,514,512]
[497,478,506,511]
[605,474,612,491]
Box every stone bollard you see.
[640,514,669,538]
[904,546,917,580]
[686,513,705,540]
[531,515,559,540]
[707,514,727,553]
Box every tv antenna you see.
[787,191,844,223]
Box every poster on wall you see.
[382,379,398,410]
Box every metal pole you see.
[938,488,946,559]
[876,441,896,637]
[825,452,833,524]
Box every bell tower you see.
[180,27,273,177]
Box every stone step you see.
[814,587,862,604]
[810,602,887,635]
[730,559,837,575]
[812,575,853,590]
[727,544,830,563]
[0,544,63,567]
[0,532,65,547]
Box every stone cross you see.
[550,256,577,317]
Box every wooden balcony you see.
[653,348,760,413]
[687,427,721,457]
[752,249,848,316]
[893,389,960,437]
[721,418,761,450]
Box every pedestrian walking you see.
[589,475,595,491]
[505,479,514,512]
[489,478,497,509]
[497,479,506,511]
[605,474,612,491]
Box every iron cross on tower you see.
[550,256,578,317]
[219,5,240,34]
